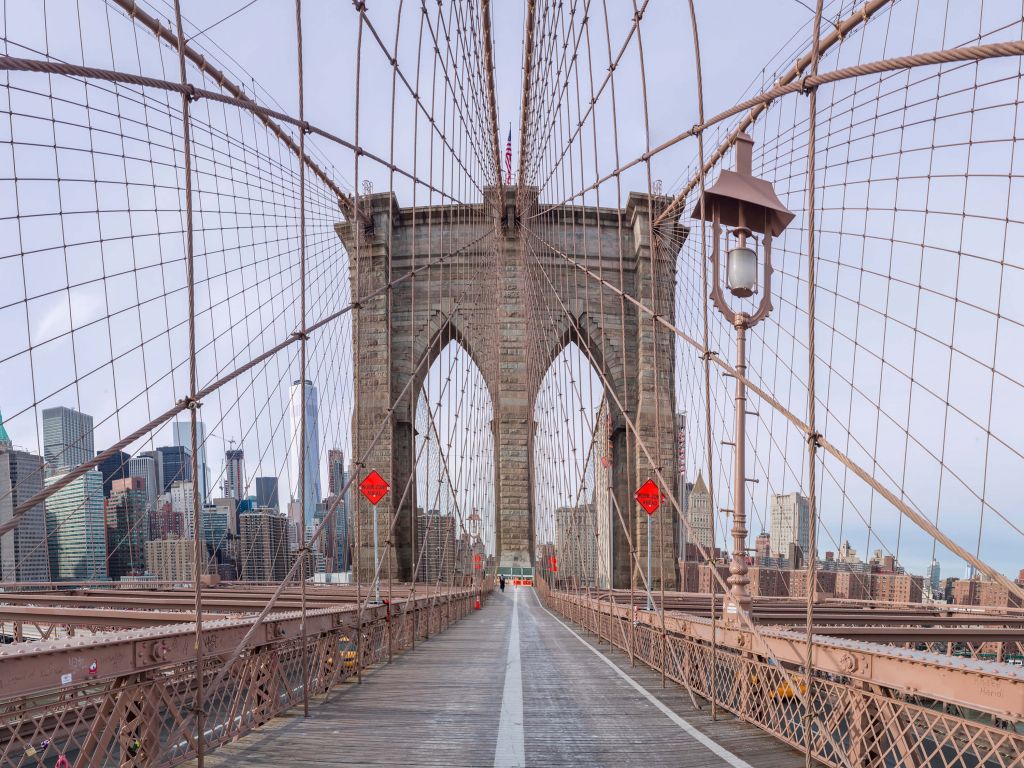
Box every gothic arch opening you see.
[413,339,495,583]
[533,341,606,588]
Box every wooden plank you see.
[196,587,803,767]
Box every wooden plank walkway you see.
[199,586,804,767]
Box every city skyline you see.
[0,404,366,584]
[1,394,1020,586]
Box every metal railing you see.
[539,583,1024,768]
[0,587,483,767]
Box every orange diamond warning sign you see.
[634,479,661,516]
[359,470,389,505]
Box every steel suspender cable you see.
[802,3,824,763]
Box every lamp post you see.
[691,132,793,623]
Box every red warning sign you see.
[359,470,390,505]
[549,555,558,573]
[473,553,483,570]
[634,478,662,516]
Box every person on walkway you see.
[499,575,506,592]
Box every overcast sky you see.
[1,0,1022,578]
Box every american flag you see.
[504,128,512,185]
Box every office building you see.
[181,496,231,552]
[926,558,941,597]
[128,454,159,512]
[320,495,349,572]
[139,449,163,496]
[223,448,245,500]
[255,476,279,510]
[203,504,231,558]
[42,406,94,470]
[146,538,194,583]
[173,421,208,503]
[755,531,771,562]
[239,508,289,581]
[327,449,345,496]
[335,496,351,572]
[286,501,303,532]
[105,477,148,579]
[301,520,327,574]
[835,571,872,600]
[204,499,234,545]
[288,379,321,526]
[686,472,714,553]
[170,480,194,531]
[156,446,191,493]
[149,495,184,541]
[45,468,106,580]
[96,450,130,497]
[873,572,924,604]
[237,496,257,515]
[747,566,790,597]
[0,416,50,582]
[313,501,337,570]
[770,492,810,562]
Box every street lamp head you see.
[726,234,758,298]
[691,132,794,325]
[690,132,794,237]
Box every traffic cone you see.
[474,597,481,609]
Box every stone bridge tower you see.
[338,187,684,589]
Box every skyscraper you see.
[223,448,245,500]
[685,472,714,553]
[140,450,163,497]
[927,558,941,596]
[312,501,335,570]
[105,477,148,579]
[755,531,771,562]
[173,421,208,504]
[239,509,289,581]
[189,503,230,559]
[96,450,130,497]
[335,495,351,572]
[45,468,106,581]
[156,446,191,493]
[145,538,194,583]
[255,476,279,510]
[149,495,184,541]
[42,406,94,470]
[0,412,50,582]
[128,454,159,512]
[770,492,810,562]
[327,449,345,496]
[170,480,195,537]
[288,379,321,526]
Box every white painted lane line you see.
[534,592,754,768]
[495,587,526,768]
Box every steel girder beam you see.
[0,589,474,700]
[559,592,1024,720]
[0,605,231,628]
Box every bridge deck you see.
[201,587,803,767]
